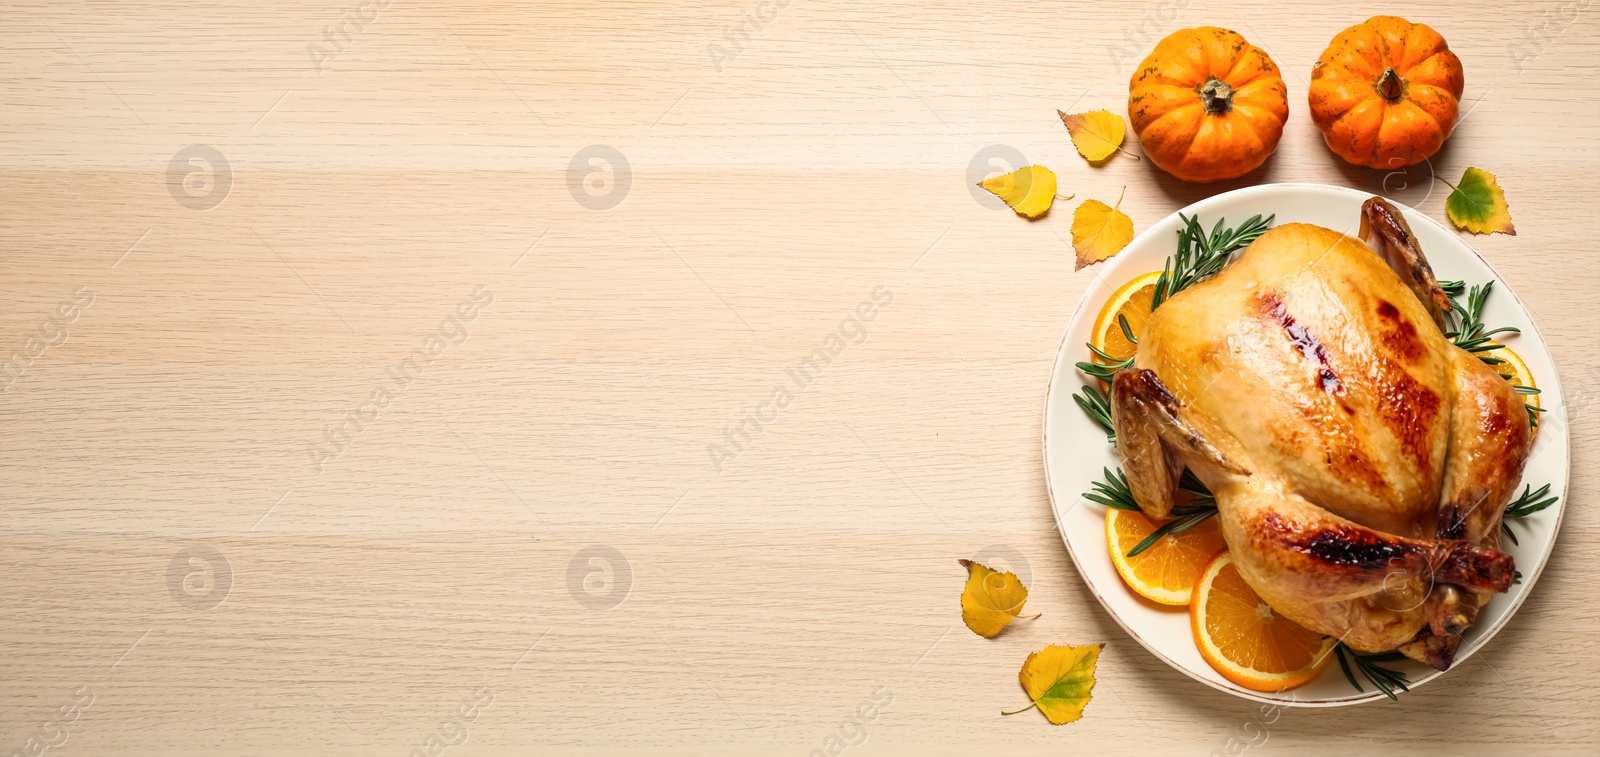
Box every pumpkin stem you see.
[1376,67,1404,102]
[1199,78,1234,116]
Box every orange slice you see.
[1105,506,1226,606]
[1090,271,1162,368]
[1190,551,1336,692]
[1485,343,1534,394]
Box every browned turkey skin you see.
[1110,197,1530,671]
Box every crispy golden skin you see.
[1111,198,1530,670]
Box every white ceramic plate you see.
[1041,183,1570,706]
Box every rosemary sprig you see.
[1334,643,1411,701]
[1501,482,1559,546]
[1444,280,1521,360]
[1116,313,1138,345]
[1515,383,1547,429]
[1441,279,1541,426]
[1083,466,1218,558]
[1126,507,1217,558]
[1178,468,1214,507]
[1075,348,1135,383]
[1084,467,1138,511]
[1151,213,1275,310]
[1074,384,1115,442]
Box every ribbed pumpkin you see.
[1127,27,1289,183]
[1308,16,1464,169]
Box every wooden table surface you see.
[2,1,1597,754]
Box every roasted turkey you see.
[1112,197,1530,671]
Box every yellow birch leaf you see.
[1003,644,1104,725]
[1444,166,1516,236]
[958,559,1030,638]
[978,164,1059,219]
[1071,187,1134,270]
[1058,110,1133,163]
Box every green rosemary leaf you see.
[1335,642,1410,701]
[1117,312,1138,345]
[1336,645,1362,693]
[1501,483,1558,545]
[1177,468,1214,505]
[1075,359,1121,382]
[1073,385,1116,441]
[1504,483,1558,519]
[1125,508,1218,558]
[1085,343,1136,368]
[1165,509,1217,537]
[1085,467,1140,511]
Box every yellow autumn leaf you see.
[1058,110,1135,163]
[958,559,1031,638]
[978,164,1060,219]
[1445,166,1516,236]
[1003,644,1104,725]
[1070,187,1134,270]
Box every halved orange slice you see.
[1105,506,1225,606]
[1089,271,1162,369]
[1190,551,1336,692]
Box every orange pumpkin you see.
[1308,16,1464,169]
[1127,28,1289,183]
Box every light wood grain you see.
[2,1,1598,754]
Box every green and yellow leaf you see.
[958,559,1031,638]
[1445,167,1515,236]
[1071,187,1134,270]
[1004,643,1104,724]
[978,164,1058,219]
[1059,109,1134,163]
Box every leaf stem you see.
[1001,700,1039,717]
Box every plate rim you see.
[1039,181,1571,707]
